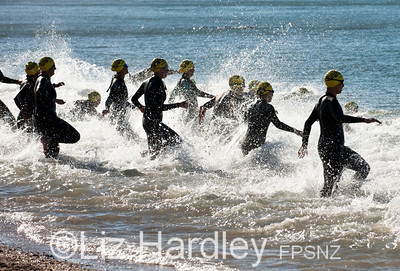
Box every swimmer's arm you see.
[300,106,318,149]
[131,82,146,111]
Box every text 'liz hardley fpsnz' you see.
[50,231,341,267]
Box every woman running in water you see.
[131,58,187,159]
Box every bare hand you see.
[294,129,303,137]
[139,106,145,113]
[21,112,30,120]
[102,109,109,116]
[298,145,308,159]
[181,101,188,109]
[54,99,65,105]
[199,106,207,124]
[54,82,65,88]
[365,118,382,124]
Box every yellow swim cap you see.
[298,87,309,94]
[324,70,344,87]
[25,61,40,76]
[229,75,245,89]
[150,58,168,72]
[88,91,101,102]
[256,82,274,96]
[344,101,359,113]
[179,59,194,73]
[248,79,260,93]
[39,57,55,72]
[111,59,127,73]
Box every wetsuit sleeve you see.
[267,105,296,132]
[0,70,19,84]
[330,99,365,123]
[168,85,180,103]
[162,102,183,111]
[41,80,56,102]
[105,81,119,110]
[14,83,29,110]
[151,79,182,111]
[35,77,57,114]
[131,82,145,108]
[301,105,319,148]
[202,90,228,110]
[14,96,22,110]
[201,97,216,109]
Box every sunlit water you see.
[1,0,399,270]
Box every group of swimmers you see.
[0,58,381,197]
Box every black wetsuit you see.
[0,100,16,127]
[213,90,249,120]
[132,75,183,158]
[105,76,128,112]
[0,70,19,84]
[301,93,369,197]
[241,99,296,155]
[34,74,80,157]
[105,76,136,139]
[0,70,19,127]
[170,74,214,122]
[71,100,98,120]
[14,76,35,130]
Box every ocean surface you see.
[1,0,400,270]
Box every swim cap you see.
[298,87,309,94]
[229,75,245,89]
[25,61,39,76]
[324,70,344,87]
[179,59,194,73]
[248,80,260,93]
[150,58,168,72]
[39,57,55,72]
[88,91,101,102]
[111,59,127,73]
[256,81,274,96]
[344,101,359,113]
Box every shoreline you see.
[0,221,175,271]
[0,245,93,271]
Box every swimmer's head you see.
[25,61,40,76]
[111,59,128,73]
[229,75,245,90]
[344,101,359,113]
[39,57,55,72]
[298,87,309,94]
[88,91,101,103]
[248,80,260,94]
[179,59,194,73]
[256,82,274,96]
[324,70,344,87]
[150,58,168,72]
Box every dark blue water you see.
[1,0,399,110]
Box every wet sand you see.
[0,245,93,271]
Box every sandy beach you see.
[0,245,93,271]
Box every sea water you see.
[1,0,399,270]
